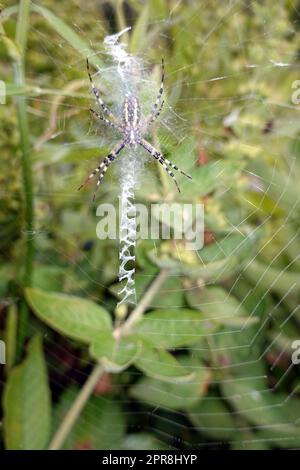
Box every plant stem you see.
[116,0,129,43]
[13,0,33,350]
[48,363,104,450]
[50,269,169,449]
[14,0,34,288]
[120,268,169,335]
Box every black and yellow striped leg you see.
[78,141,125,199]
[86,58,117,123]
[139,138,192,192]
[139,138,181,192]
[141,138,192,179]
[148,99,165,127]
[161,155,192,180]
[146,58,165,125]
[89,108,121,131]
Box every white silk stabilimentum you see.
[104,28,139,306]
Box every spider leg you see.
[139,138,182,193]
[89,108,121,131]
[147,99,165,127]
[161,154,192,180]
[78,141,125,199]
[139,138,192,192]
[87,58,118,123]
[145,58,165,127]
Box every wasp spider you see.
[79,58,192,199]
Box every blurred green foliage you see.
[0,0,300,450]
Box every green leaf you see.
[149,250,236,280]
[5,83,39,97]
[255,396,300,448]
[199,232,258,264]
[31,3,102,68]
[1,34,21,61]
[222,382,299,432]
[149,0,168,19]
[89,332,142,372]
[243,190,285,217]
[210,322,266,389]
[0,264,13,297]
[25,288,112,343]
[245,260,300,298]
[232,432,271,450]
[149,231,261,281]
[53,388,125,450]
[188,397,237,440]
[4,303,17,373]
[129,3,149,53]
[248,159,300,215]
[186,286,259,326]
[1,5,18,20]
[32,265,66,292]
[4,83,87,98]
[168,139,243,198]
[3,335,51,450]
[187,160,243,198]
[110,275,184,309]
[130,357,211,410]
[187,286,246,316]
[221,382,300,448]
[122,433,168,450]
[134,309,215,348]
[134,341,194,382]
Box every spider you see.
[78,58,192,200]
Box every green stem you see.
[48,364,104,450]
[119,268,169,336]
[116,0,129,42]
[13,0,33,348]
[50,269,169,449]
[14,0,33,287]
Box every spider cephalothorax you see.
[79,58,192,199]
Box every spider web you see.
[2,0,300,450]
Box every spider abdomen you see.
[122,94,141,148]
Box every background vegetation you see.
[0,0,300,450]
